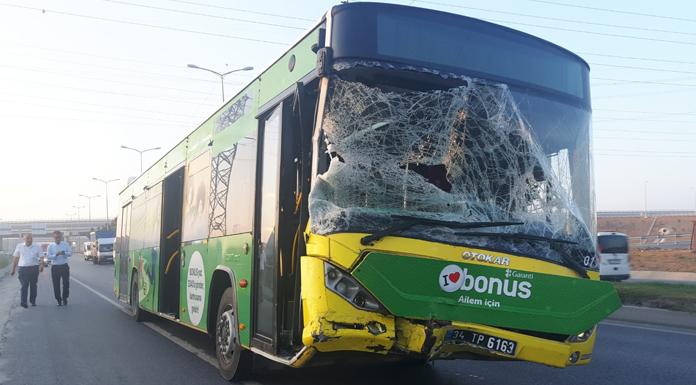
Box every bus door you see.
[159,167,185,316]
[252,91,312,354]
[252,105,283,352]
[118,203,132,301]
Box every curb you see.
[607,305,696,330]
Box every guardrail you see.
[628,233,693,250]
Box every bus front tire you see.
[131,272,147,322]
[215,287,252,381]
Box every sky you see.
[0,0,695,220]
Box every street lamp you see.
[187,64,253,102]
[120,145,161,174]
[92,177,119,229]
[72,205,85,220]
[79,194,100,223]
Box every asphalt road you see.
[1,259,695,385]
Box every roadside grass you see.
[614,282,696,313]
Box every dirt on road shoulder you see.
[630,249,696,273]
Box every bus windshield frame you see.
[330,2,590,108]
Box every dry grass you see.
[630,249,696,272]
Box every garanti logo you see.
[439,264,533,299]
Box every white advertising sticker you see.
[187,251,206,326]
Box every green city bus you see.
[114,2,621,380]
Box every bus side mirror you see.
[316,47,333,78]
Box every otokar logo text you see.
[438,264,532,299]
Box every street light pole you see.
[92,177,119,229]
[79,194,100,223]
[186,64,253,103]
[643,181,648,218]
[120,145,161,174]
[72,205,85,220]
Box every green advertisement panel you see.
[137,248,159,312]
[353,252,621,335]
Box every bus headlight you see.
[324,262,387,314]
[567,326,595,343]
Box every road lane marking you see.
[70,276,222,368]
[71,276,124,310]
[601,320,696,337]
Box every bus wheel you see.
[130,272,146,322]
[216,288,252,381]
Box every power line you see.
[163,0,315,22]
[595,136,696,143]
[104,0,306,31]
[592,77,696,88]
[0,91,202,119]
[0,39,186,70]
[594,117,696,124]
[530,0,696,24]
[0,113,191,128]
[2,48,248,86]
[0,98,197,125]
[595,148,696,155]
[592,63,696,75]
[481,16,696,47]
[0,3,289,46]
[415,0,696,37]
[0,64,216,96]
[595,128,696,136]
[8,78,214,106]
[595,108,696,117]
[580,52,696,67]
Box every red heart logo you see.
[449,272,461,283]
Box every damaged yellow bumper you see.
[300,256,596,368]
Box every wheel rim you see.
[217,307,238,364]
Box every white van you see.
[598,232,631,281]
[83,242,94,261]
[93,237,116,264]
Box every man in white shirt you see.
[10,233,44,308]
[47,230,72,306]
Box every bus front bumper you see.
[300,256,596,368]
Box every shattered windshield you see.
[309,75,594,267]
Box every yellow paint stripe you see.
[164,250,180,274]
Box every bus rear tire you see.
[131,272,147,322]
[215,287,252,381]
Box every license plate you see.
[445,329,517,356]
[608,259,622,265]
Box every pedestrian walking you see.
[10,233,44,308]
[47,231,72,306]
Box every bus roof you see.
[331,2,589,70]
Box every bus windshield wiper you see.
[453,231,589,279]
[360,215,522,246]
